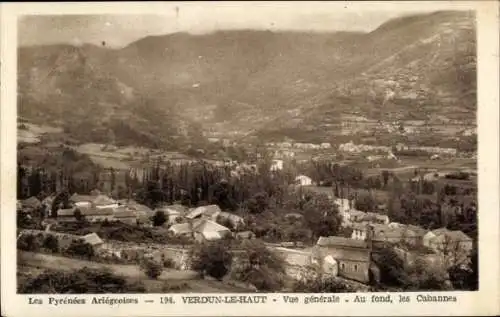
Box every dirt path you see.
[18,251,199,280]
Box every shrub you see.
[141,259,163,279]
[190,240,233,280]
[63,239,95,260]
[230,239,286,291]
[163,258,175,269]
[42,234,59,253]
[17,233,42,252]
[152,211,167,227]
[292,275,356,293]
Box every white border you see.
[2,2,499,316]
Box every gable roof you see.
[193,219,230,233]
[370,224,417,240]
[83,207,114,216]
[83,233,104,246]
[165,204,188,214]
[156,204,188,216]
[70,194,94,203]
[201,231,223,241]
[93,194,117,206]
[57,208,76,217]
[447,230,472,242]
[114,207,136,218]
[316,236,368,249]
[218,211,244,222]
[168,223,192,235]
[186,204,222,219]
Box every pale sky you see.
[17,2,473,48]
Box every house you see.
[284,212,304,221]
[312,236,377,284]
[348,209,367,223]
[121,200,154,225]
[168,223,193,237]
[113,207,138,225]
[270,159,284,171]
[56,206,115,223]
[22,196,42,210]
[234,231,256,240]
[351,223,369,241]
[156,204,188,225]
[333,198,353,213]
[423,228,473,265]
[192,219,232,243]
[169,218,231,242]
[82,233,104,248]
[370,224,420,248]
[185,204,221,220]
[320,142,332,149]
[216,212,245,230]
[364,212,390,225]
[69,194,95,208]
[93,195,119,209]
[295,175,313,186]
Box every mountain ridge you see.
[18,10,476,148]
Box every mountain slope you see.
[18,10,476,147]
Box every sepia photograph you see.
[13,2,480,297]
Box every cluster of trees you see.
[373,244,478,291]
[373,246,453,291]
[17,232,95,260]
[125,160,293,210]
[189,239,287,292]
[17,147,102,199]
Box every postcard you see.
[1,1,499,316]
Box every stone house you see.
[295,175,313,186]
[423,228,473,266]
[311,236,378,284]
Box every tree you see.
[373,246,412,287]
[303,193,342,243]
[231,239,286,291]
[190,240,233,280]
[141,258,164,279]
[63,239,94,260]
[354,192,377,213]
[152,210,167,227]
[245,192,269,214]
[17,233,41,252]
[448,244,478,290]
[382,170,390,188]
[43,234,60,253]
[74,209,85,222]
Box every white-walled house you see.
[270,159,284,171]
[295,175,313,186]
